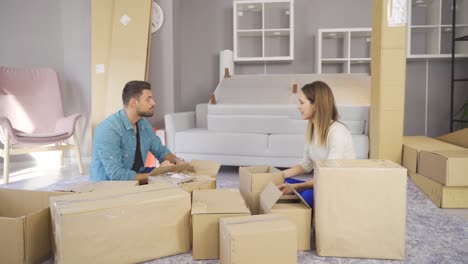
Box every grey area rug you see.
[42,168,468,264]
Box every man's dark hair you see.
[122,81,152,106]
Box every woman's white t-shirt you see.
[299,121,356,173]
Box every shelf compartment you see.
[411,0,440,26]
[321,32,348,59]
[321,61,349,74]
[440,26,468,54]
[237,33,263,58]
[441,0,468,25]
[265,33,290,57]
[236,3,263,30]
[350,31,372,59]
[410,26,439,55]
[264,2,291,29]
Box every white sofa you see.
[165,74,370,167]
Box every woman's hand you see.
[159,160,173,167]
[278,183,296,195]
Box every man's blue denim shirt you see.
[90,109,170,181]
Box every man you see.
[90,80,185,182]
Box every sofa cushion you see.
[208,115,307,134]
[353,134,369,159]
[268,134,304,157]
[175,128,268,156]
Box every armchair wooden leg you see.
[73,131,84,175]
[3,131,10,184]
[57,142,64,167]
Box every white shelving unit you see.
[316,28,372,74]
[407,0,468,58]
[233,0,294,62]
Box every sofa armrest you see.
[164,111,196,152]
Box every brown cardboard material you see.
[149,160,220,192]
[191,189,251,260]
[50,183,191,264]
[408,171,468,208]
[402,136,464,173]
[53,180,139,192]
[419,150,468,186]
[314,159,407,260]
[0,189,68,264]
[239,166,284,214]
[219,214,297,264]
[259,182,312,250]
[437,128,468,149]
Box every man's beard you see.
[137,109,154,117]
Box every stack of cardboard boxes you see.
[402,129,468,208]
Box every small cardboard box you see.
[149,160,220,192]
[239,166,284,214]
[191,189,251,260]
[409,171,468,208]
[50,183,191,264]
[52,180,139,192]
[260,182,312,251]
[0,189,68,264]
[314,159,407,260]
[219,214,297,264]
[419,150,468,186]
[402,136,464,173]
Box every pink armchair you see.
[0,66,83,184]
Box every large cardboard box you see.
[50,183,191,264]
[149,160,220,192]
[0,189,67,264]
[314,159,407,260]
[260,182,312,251]
[239,166,284,214]
[419,150,468,186]
[191,189,250,260]
[402,136,464,173]
[219,214,297,264]
[408,171,468,208]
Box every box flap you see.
[0,217,25,263]
[260,182,311,213]
[53,181,139,193]
[149,163,194,176]
[191,189,250,215]
[0,189,67,218]
[437,128,468,149]
[25,208,52,264]
[429,149,468,159]
[189,160,221,178]
[51,183,185,216]
[315,159,403,170]
[403,136,464,151]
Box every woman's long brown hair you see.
[302,81,338,146]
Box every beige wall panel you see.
[370,0,407,162]
[105,0,152,117]
[91,0,114,130]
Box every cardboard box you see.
[239,166,284,214]
[409,171,468,208]
[419,150,468,186]
[52,180,139,192]
[402,136,464,173]
[149,160,220,192]
[219,214,297,264]
[260,182,312,251]
[437,128,468,149]
[314,159,407,260]
[0,189,68,264]
[191,189,250,260]
[50,183,191,264]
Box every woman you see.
[278,81,356,207]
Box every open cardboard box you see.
[260,182,312,251]
[149,160,220,193]
[0,189,69,264]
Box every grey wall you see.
[0,0,92,160]
[1,0,466,162]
